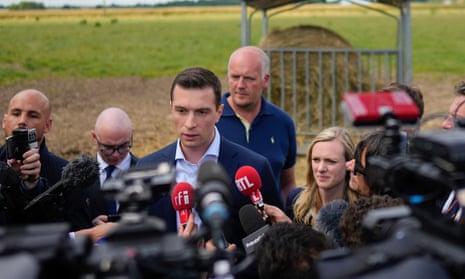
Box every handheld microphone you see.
[239,204,270,254]
[24,154,99,211]
[170,182,194,227]
[196,160,232,249]
[235,165,264,210]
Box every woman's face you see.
[347,148,371,196]
[311,139,348,192]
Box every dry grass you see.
[0,73,458,186]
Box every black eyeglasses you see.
[353,160,366,176]
[97,140,132,156]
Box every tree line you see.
[1,0,242,10]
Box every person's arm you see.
[280,166,296,205]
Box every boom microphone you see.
[24,154,99,211]
[170,182,194,227]
[235,166,264,209]
[239,204,269,254]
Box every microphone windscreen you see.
[171,182,194,211]
[61,154,99,189]
[197,160,230,186]
[235,165,262,195]
[314,199,348,247]
[239,204,266,235]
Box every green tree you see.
[8,1,45,10]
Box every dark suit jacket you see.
[0,139,68,225]
[136,136,283,248]
[65,153,139,231]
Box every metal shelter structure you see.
[241,0,412,84]
[239,0,413,149]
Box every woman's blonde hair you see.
[293,126,357,225]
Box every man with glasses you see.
[67,107,138,231]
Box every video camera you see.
[315,92,465,279]
[5,128,38,161]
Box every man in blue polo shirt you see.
[217,46,297,204]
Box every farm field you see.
[0,4,464,185]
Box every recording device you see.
[234,165,264,210]
[340,91,420,126]
[171,182,194,227]
[24,153,100,211]
[102,162,175,214]
[195,160,232,250]
[314,96,465,279]
[239,204,269,255]
[5,128,38,161]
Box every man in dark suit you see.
[0,89,68,224]
[66,107,138,231]
[136,67,283,248]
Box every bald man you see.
[66,107,138,231]
[0,89,68,224]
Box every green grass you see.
[1,5,465,85]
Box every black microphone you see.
[239,204,270,254]
[195,160,232,249]
[24,154,99,211]
[314,199,348,248]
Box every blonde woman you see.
[288,126,359,226]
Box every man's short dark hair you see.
[169,67,222,108]
[255,222,329,279]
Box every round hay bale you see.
[259,25,380,139]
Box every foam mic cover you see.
[239,204,269,254]
[235,165,263,206]
[314,199,348,248]
[170,182,194,225]
[24,154,99,211]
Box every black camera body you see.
[5,128,38,160]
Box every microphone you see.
[24,154,99,211]
[170,182,194,227]
[196,160,232,249]
[314,199,348,248]
[235,165,264,210]
[239,204,270,254]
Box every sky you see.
[1,0,175,7]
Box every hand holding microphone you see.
[235,165,267,218]
[170,182,195,228]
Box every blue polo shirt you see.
[217,92,297,193]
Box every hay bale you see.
[259,25,381,137]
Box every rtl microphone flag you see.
[171,182,194,226]
[235,165,263,207]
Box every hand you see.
[75,222,117,242]
[10,148,41,189]
[263,203,292,224]
[92,215,108,226]
[178,213,198,238]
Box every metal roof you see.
[243,0,405,9]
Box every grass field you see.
[0,4,464,186]
[1,4,465,86]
